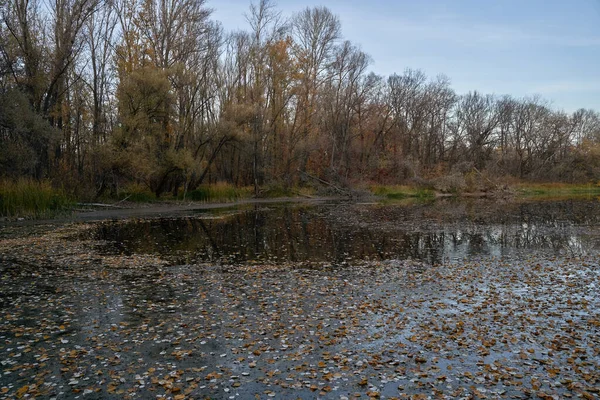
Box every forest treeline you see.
[2,0,600,198]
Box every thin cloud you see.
[367,14,600,48]
[530,80,600,94]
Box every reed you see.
[0,179,72,218]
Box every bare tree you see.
[291,6,341,174]
[454,91,500,169]
[321,40,370,176]
[84,0,117,144]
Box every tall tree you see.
[321,40,370,177]
[291,6,340,174]
[2,0,98,177]
[84,0,117,145]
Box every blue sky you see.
[208,0,600,112]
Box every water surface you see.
[91,199,600,265]
[2,198,600,399]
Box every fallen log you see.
[298,170,351,196]
[76,203,124,209]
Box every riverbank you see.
[2,179,600,222]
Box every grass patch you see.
[0,179,73,218]
[184,182,253,202]
[516,183,600,198]
[370,185,435,200]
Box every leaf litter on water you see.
[0,202,599,399]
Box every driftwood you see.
[291,190,314,199]
[471,167,497,188]
[114,194,132,205]
[298,170,351,196]
[77,194,132,209]
[76,202,124,209]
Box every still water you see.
[92,199,600,265]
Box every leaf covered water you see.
[1,200,599,399]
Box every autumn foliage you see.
[1,0,599,198]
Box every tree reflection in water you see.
[93,200,600,265]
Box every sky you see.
[208,0,600,113]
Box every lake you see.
[0,199,599,399]
[91,199,600,265]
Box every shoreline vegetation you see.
[2,178,599,219]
